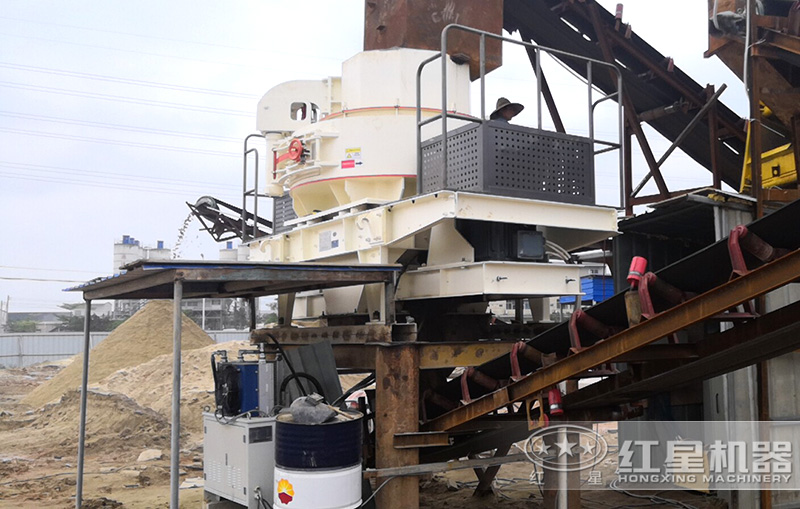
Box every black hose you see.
[262,332,307,397]
[331,373,376,408]
[279,372,325,405]
[210,353,218,387]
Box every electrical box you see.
[203,413,276,509]
[213,360,276,417]
[456,219,547,262]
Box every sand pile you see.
[23,301,214,408]
[97,340,250,435]
[0,390,169,460]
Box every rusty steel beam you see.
[251,324,392,345]
[569,2,746,143]
[762,188,800,202]
[473,442,513,496]
[330,344,376,370]
[283,338,517,370]
[393,432,451,449]
[422,248,800,432]
[612,343,697,362]
[708,85,722,189]
[420,342,516,369]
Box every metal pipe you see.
[252,149,259,239]
[536,48,543,129]
[242,141,249,242]
[418,114,444,127]
[632,84,727,196]
[75,299,92,509]
[170,279,183,509]
[480,33,486,121]
[415,53,441,196]
[587,61,594,144]
[618,73,625,210]
[242,134,266,242]
[441,26,450,189]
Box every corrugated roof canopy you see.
[67,260,401,301]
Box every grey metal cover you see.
[421,121,595,205]
[273,194,297,233]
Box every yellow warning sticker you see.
[345,147,362,164]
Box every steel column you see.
[75,299,92,509]
[375,345,420,509]
[708,85,722,189]
[170,279,183,509]
[423,249,800,431]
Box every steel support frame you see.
[422,248,800,432]
[564,298,800,410]
[569,1,745,144]
[585,1,669,202]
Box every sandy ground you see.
[0,360,729,509]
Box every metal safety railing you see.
[416,24,625,207]
[242,133,272,242]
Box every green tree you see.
[54,314,123,332]
[223,299,250,330]
[7,320,37,333]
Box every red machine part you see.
[728,225,787,277]
[272,139,305,177]
[627,256,647,288]
[509,341,542,380]
[548,388,564,416]
[460,367,501,403]
[568,309,616,353]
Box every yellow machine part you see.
[740,122,797,193]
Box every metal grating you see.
[421,121,595,205]
[273,194,297,233]
[489,125,593,201]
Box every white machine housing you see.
[203,413,276,509]
[250,46,618,321]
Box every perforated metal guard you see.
[273,194,297,233]
[421,121,595,205]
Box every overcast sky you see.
[0,0,746,313]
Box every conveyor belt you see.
[433,198,800,413]
[503,0,747,189]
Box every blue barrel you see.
[275,412,362,470]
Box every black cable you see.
[262,333,307,397]
[331,373,376,407]
[279,372,324,404]
[255,486,273,509]
[359,476,398,508]
[210,353,218,391]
